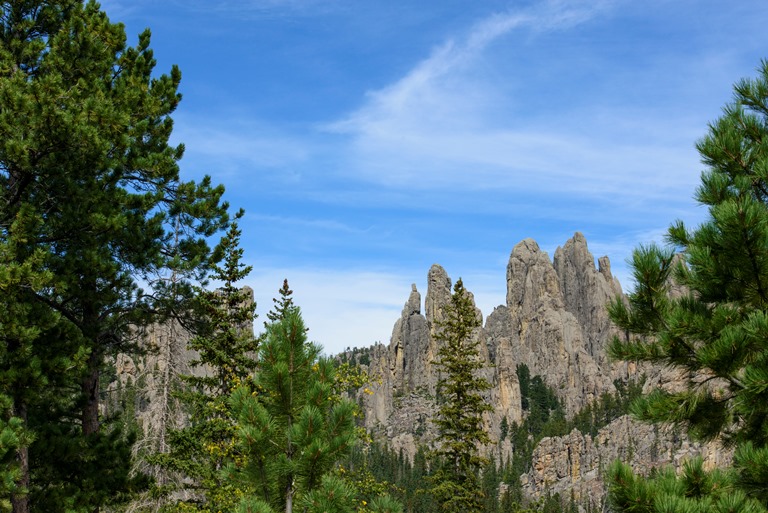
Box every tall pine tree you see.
[607,60,768,513]
[154,213,259,512]
[429,278,492,513]
[0,2,228,511]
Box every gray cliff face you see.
[360,234,722,504]
[367,264,488,449]
[363,234,621,451]
[553,232,624,364]
[391,283,430,395]
[502,236,611,415]
[523,416,731,508]
[110,287,256,482]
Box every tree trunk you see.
[285,478,293,513]
[82,350,101,513]
[81,289,101,438]
[11,399,29,513]
[81,350,101,436]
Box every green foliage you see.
[367,494,405,513]
[429,278,492,513]
[342,347,373,368]
[341,364,612,513]
[265,279,295,326]
[348,438,588,513]
[153,215,258,512]
[0,1,228,510]
[343,443,432,513]
[0,394,28,513]
[337,451,398,513]
[499,417,509,442]
[332,356,402,513]
[501,366,643,509]
[226,308,358,513]
[28,419,148,512]
[607,458,765,513]
[187,213,259,396]
[502,364,565,502]
[568,377,646,438]
[607,60,768,512]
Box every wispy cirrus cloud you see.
[329,1,618,130]
[325,0,707,205]
[171,116,316,184]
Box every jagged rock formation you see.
[493,237,614,415]
[364,233,623,448]
[553,232,624,365]
[359,233,723,506]
[523,417,731,508]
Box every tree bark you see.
[285,478,293,513]
[81,357,100,436]
[81,289,101,438]
[82,350,101,513]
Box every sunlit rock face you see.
[362,234,620,452]
[357,233,727,505]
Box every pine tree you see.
[187,212,259,399]
[266,279,295,326]
[0,212,70,513]
[606,60,768,512]
[154,213,259,512]
[226,307,358,513]
[0,2,228,511]
[429,278,492,513]
[0,394,28,513]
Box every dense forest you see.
[2,2,768,513]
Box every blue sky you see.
[103,0,768,355]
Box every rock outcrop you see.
[553,232,624,365]
[523,416,731,508]
[359,233,721,506]
[364,233,622,450]
[109,287,256,480]
[496,237,612,414]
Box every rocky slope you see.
[357,233,727,506]
[522,416,731,509]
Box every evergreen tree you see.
[0,2,228,511]
[0,212,70,512]
[0,394,27,513]
[153,213,258,512]
[186,213,259,399]
[266,279,295,326]
[608,457,765,513]
[226,308,358,513]
[429,278,492,513]
[606,60,768,512]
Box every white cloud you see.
[329,2,613,138]
[325,0,709,208]
[171,116,314,182]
